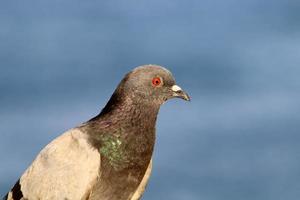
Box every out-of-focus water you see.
[1,1,300,199]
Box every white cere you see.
[171,85,182,92]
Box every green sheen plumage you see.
[99,135,128,169]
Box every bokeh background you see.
[1,1,300,199]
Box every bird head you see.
[119,65,190,105]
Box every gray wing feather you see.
[6,128,100,200]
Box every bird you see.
[3,64,190,200]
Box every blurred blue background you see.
[1,0,300,199]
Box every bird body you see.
[6,127,153,200]
[4,65,190,200]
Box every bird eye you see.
[152,77,162,87]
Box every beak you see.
[171,85,191,101]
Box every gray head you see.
[96,64,190,118]
[117,64,190,105]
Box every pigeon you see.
[3,64,190,200]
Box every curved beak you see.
[171,85,191,101]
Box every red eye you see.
[152,77,162,87]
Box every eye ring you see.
[152,77,162,87]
